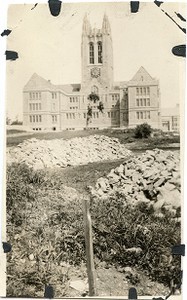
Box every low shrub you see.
[134,123,152,139]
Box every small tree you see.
[87,92,100,104]
[86,93,104,127]
[134,123,152,139]
[86,105,93,126]
[97,101,104,113]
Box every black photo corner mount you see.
[1,29,12,37]
[44,284,54,299]
[2,242,12,253]
[5,50,19,61]
[128,287,138,299]
[48,0,62,17]
[172,45,186,58]
[31,3,38,10]
[154,1,164,8]
[175,12,186,22]
[130,2,139,13]
[172,244,185,256]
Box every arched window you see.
[98,42,102,63]
[89,42,94,64]
[91,85,99,95]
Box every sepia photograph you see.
[3,1,186,298]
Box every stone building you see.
[23,14,160,131]
[161,104,180,132]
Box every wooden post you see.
[83,197,97,296]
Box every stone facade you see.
[23,14,160,131]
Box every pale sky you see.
[6,2,186,121]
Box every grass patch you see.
[7,129,27,135]
[46,158,127,193]
[7,163,181,297]
[7,128,180,149]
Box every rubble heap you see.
[90,149,181,216]
[7,135,132,169]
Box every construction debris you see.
[90,149,180,215]
[7,135,132,169]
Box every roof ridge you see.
[130,66,155,82]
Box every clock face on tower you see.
[91,67,101,78]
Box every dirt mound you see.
[90,149,180,216]
[7,135,131,169]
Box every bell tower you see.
[81,14,114,94]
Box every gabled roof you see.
[131,66,153,81]
[24,73,81,94]
[129,67,158,85]
[23,73,53,91]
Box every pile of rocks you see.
[7,135,132,169]
[90,149,181,216]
